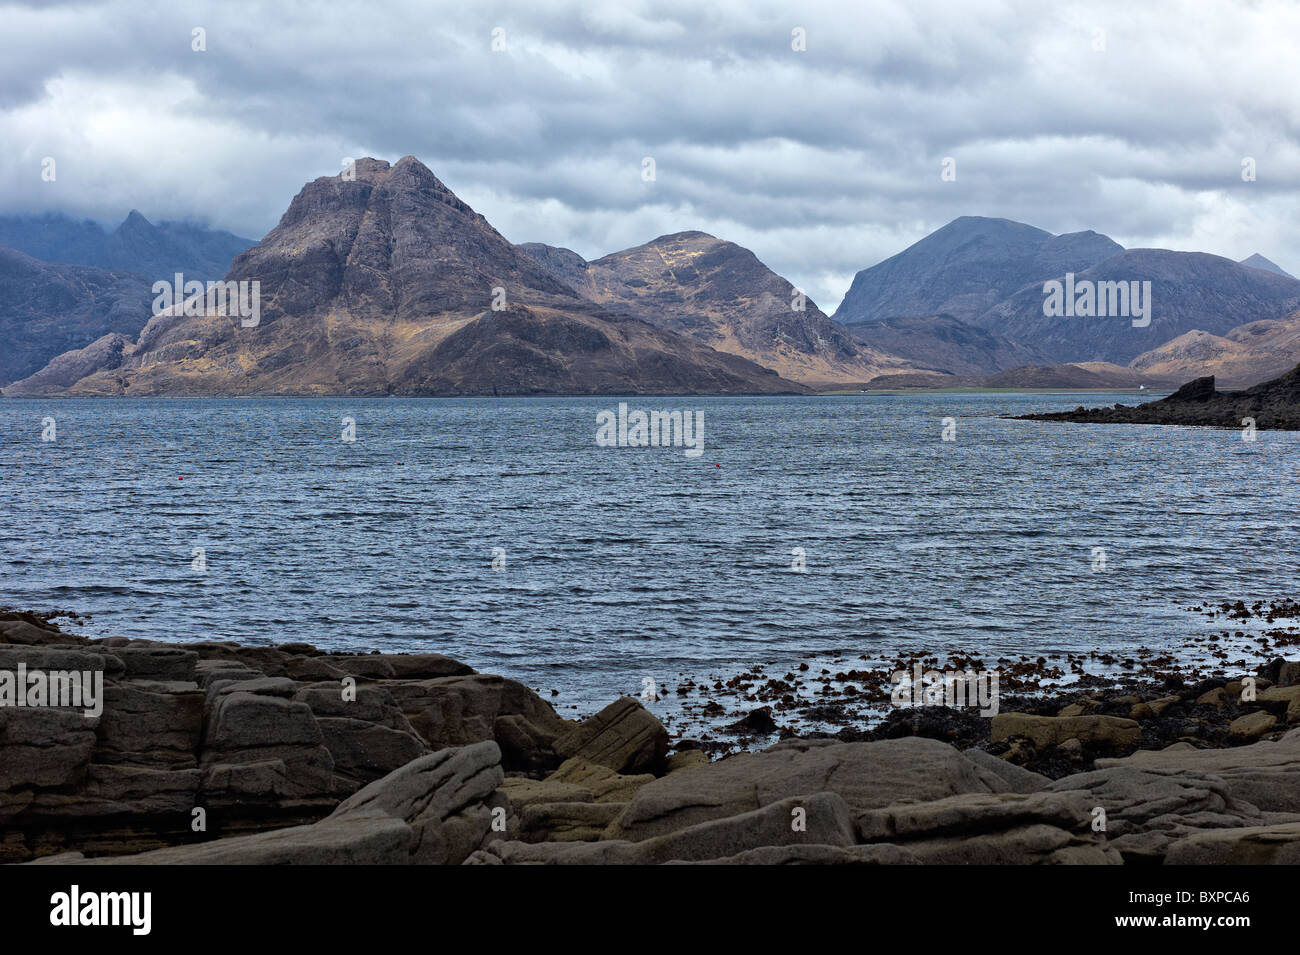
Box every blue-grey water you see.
[2,394,1295,716]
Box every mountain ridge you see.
[4,157,802,397]
[521,231,916,386]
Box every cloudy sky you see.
[4,0,1299,312]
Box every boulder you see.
[990,713,1141,751]
[1047,765,1271,862]
[854,790,1110,864]
[1229,711,1277,740]
[548,757,654,803]
[477,792,855,864]
[0,707,99,790]
[104,647,198,682]
[199,691,336,806]
[1164,821,1300,864]
[606,737,1004,842]
[499,777,593,809]
[94,680,204,769]
[963,749,1050,793]
[665,750,711,774]
[332,741,506,864]
[518,802,624,842]
[62,742,506,865]
[552,697,669,775]
[383,674,568,771]
[313,718,430,786]
[1096,731,1300,813]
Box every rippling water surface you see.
[2,394,1296,713]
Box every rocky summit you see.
[1016,362,1300,430]
[6,610,1300,866]
[522,232,914,387]
[6,158,798,398]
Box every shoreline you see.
[3,604,1300,864]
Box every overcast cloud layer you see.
[3,0,1299,311]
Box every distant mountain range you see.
[0,211,254,388]
[835,217,1124,325]
[6,172,1300,397]
[973,248,1300,366]
[0,211,253,282]
[0,247,152,386]
[834,215,1300,385]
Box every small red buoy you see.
[178,476,184,480]
[715,463,720,468]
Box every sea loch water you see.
[2,393,1296,714]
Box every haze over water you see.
[3,393,1295,714]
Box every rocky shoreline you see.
[1012,363,1300,429]
[3,608,1300,865]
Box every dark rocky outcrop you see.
[1016,363,1300,429]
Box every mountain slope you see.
[1127,307,1300,387]
[975,249,1300,365]
[841,313,1049,375]
[833,216,1123,325]
[521,232,913,386]
[7,158,799,397]
[0,247,152,386]
[0,211,253,281]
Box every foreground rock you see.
[0,612,568,862]
[8,610,1300,864]
[51,743,505,865]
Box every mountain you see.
[841,314,1048,375]
[1239,253,1294,279]
[975,249,1300,365]
[1127,308,1300,388]
[833,217,1123,325]
[0,211,254,282]
[1017,363,1300,429]
[0,247,152,386]
[5,158,799,397]
[521,232,914,386]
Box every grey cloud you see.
[1,0,1297,309]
